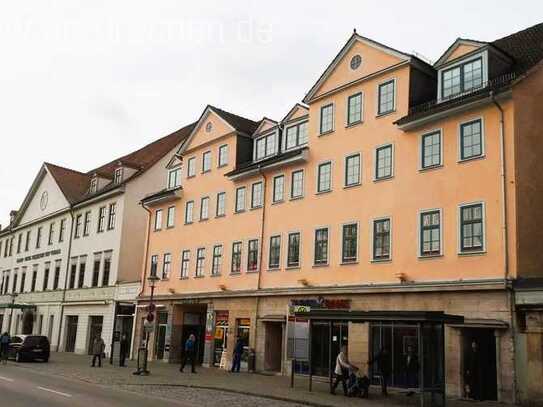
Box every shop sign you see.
[293,305,311,313]
[16,249,61,264]
[290,297,351,311]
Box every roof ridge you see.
[44,162,88,176]
[209,105,260,125]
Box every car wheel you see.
[15,352,22,363]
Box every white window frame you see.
[166,206,176,228]
[253,131,278,162]
[211,244,223,276]
[437,50,488,102]
[344,153,362,187]
[313,226,330,266]
[187,157,196,178]
[235,187,246,213]
[457,117,485,162]
[286,230,302,269]
[376,78,396,116]
[457,201,486,255]
[268,234,282,270]
[114,168,123,184]
[345,91,364,126]
[373,143,395,181]
[370,216,392,262]
[419,129,443,170]
[316,160,333,194]
[202,151,212,173]
[290,169,305,200]
[180,250,190,279]
[340,221,359,264]
[200,196,210,221]
[218,144,229,167]
[319,103,335,135]
[154,209,163,231]
[168,167,182,189]
[272,174,285,204]
[216,192,226,217]
[185,200,194,224]
[246,238,260,272]
[251,181,263,209]
[195,247,205,277]
[417,208,443,258]
[282,119,309,152]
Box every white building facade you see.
[0,122,194,357]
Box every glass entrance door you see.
[310,321,348,378]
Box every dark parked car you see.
[9,335,50,362]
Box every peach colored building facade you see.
[137,24,543,404]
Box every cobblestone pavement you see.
[7,353,505,407]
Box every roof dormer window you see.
[90,177,98,194]
[439,55,485,101]
[113,168,123,184]
[254,131,278,161]
[284,121,308,152]
[167,167,181,189]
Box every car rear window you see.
[24,336,48,346]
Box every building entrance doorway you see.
[182,311,206,364]
[155,311,168,360]
[87,316,104,355]
[22,310,34,334]
[213,311,229,366]
[264,322,283,372]
[65,316,78,353]
[310,321,348,377]
[462,328,498,401]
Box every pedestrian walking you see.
[119,333,129,367]
[91,335,105,367]
[403,345,419,396]
[230,336,244,373]
[0,332,10,365]
[179,333,196,373]
[331,345,357,395]
[369,347,391,395]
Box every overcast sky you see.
[1,1,541,226]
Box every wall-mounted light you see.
[298,278,310,287]
[168,288,176,294]
[395,272,409,283]
[219,284,227,291]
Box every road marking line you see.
[37,386,72,398]
[0,375,14,382]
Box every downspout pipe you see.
[56,208,75,351]
[491,91,517,404]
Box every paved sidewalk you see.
[8,353,505,407]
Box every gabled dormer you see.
[434,39,513,102]
[165,153,182,190]
[113,160,140,184]
[252,118,279,162]
[88,171,112,194]
[281,104,309,153]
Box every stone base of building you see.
[136,287,516,403]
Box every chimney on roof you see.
[9,210,17,225]
[353,28,357,34]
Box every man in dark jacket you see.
[403,345,419,395]
[91,335,105,367]
[180,334,196,373]
[231,336,244,373]
[0,332,10,365]
[119,333,129,367]
[369,347,391,395]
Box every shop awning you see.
[293,309,464,324]
[0,303,36,310]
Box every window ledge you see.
[271,200,284,206]
[210,273,221,277]
[312,263,329,268]
[376,110,396,118]
[250,206,263,211]
[345,120,363,129]
[343,183,361,190]
[319,129,334,137]
[419,162,443,172]
[246,270,259,274]
[179,276,189,280]
[458,250,486,256]
[234,210,246,215]
[458,154,486,164]
[153,229,162,232]
[418,254,443,260]
[201,170,211,174]
[166,226,175,230]
[315,190,332,196]
[229,272,242,276]
[194,275,205,279]
[371,258,392,264]
[289,196,304,201]
[199,218,209,222]
[187,175,196,179]
[215,214,226,218]
[217,164,228,169]
[340,260,358,265]
[267,268,280,272]
[373,175,394,183]
[184,222,193,225]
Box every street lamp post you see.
[134,272,159,376]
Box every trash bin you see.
[247,348,256,372]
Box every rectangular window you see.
[251,182,263,208]
[59,220,66,242]
[16,234,22,253]
[180,250,190,278]
[20,268,26,293]
[231,242,242,273]
[69,259,77,289]
[92,254,101,287]
[269,235,281,269]
[218,144,229,167]
[74,215,82,239]
[255,133,277,160]
[247,239,259,272]
[196,248,205,277]
[114,168,123,184]
[342,223,358,263]
[150,255,158,278]
[162,253,171,279]
[378,80,395,115]
[48,223,55,245]
[187,157,196,177]
[317,162,332,193]
[167,206,175,228]
[78,258,86,288]
[43,264,50,291]
[216,192,226,217]
[202,151,212,173]
[345,154,361,186]
[285,121,308,150]
[31,265,38,292]
[12,269,18,293]
[25,230,31,251]
[168,168,181,189]
[235,187,246,212]
[460,119,483,160]
[287,232,301,268]
[212,245,222,275]
[347,92,362,125]
[90,178,97,193]
[314,228,329,265]
[102,252,112,286]
[97,207,106,233]
[36,226,42,248]
[290,170,304,199]
[107,203,116,230]
[53,261,61,290]
[375,145,393,180]
[442,57,483,99]
[421,131,442,168]
[185,201,194,224]
[320,104,334,134]
[373,218,391,261]
[200,197,210,220]
[154,209,163,231]
[420,210,441,256]
[460,203,484,252]
[83,211,91,236]
[272,175,284,203]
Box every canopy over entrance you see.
[291,309,464,407]
[0,303,36,310]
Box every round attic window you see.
[205,122,213,133]
[350,54,362,70]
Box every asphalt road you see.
[0,363,186,407]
